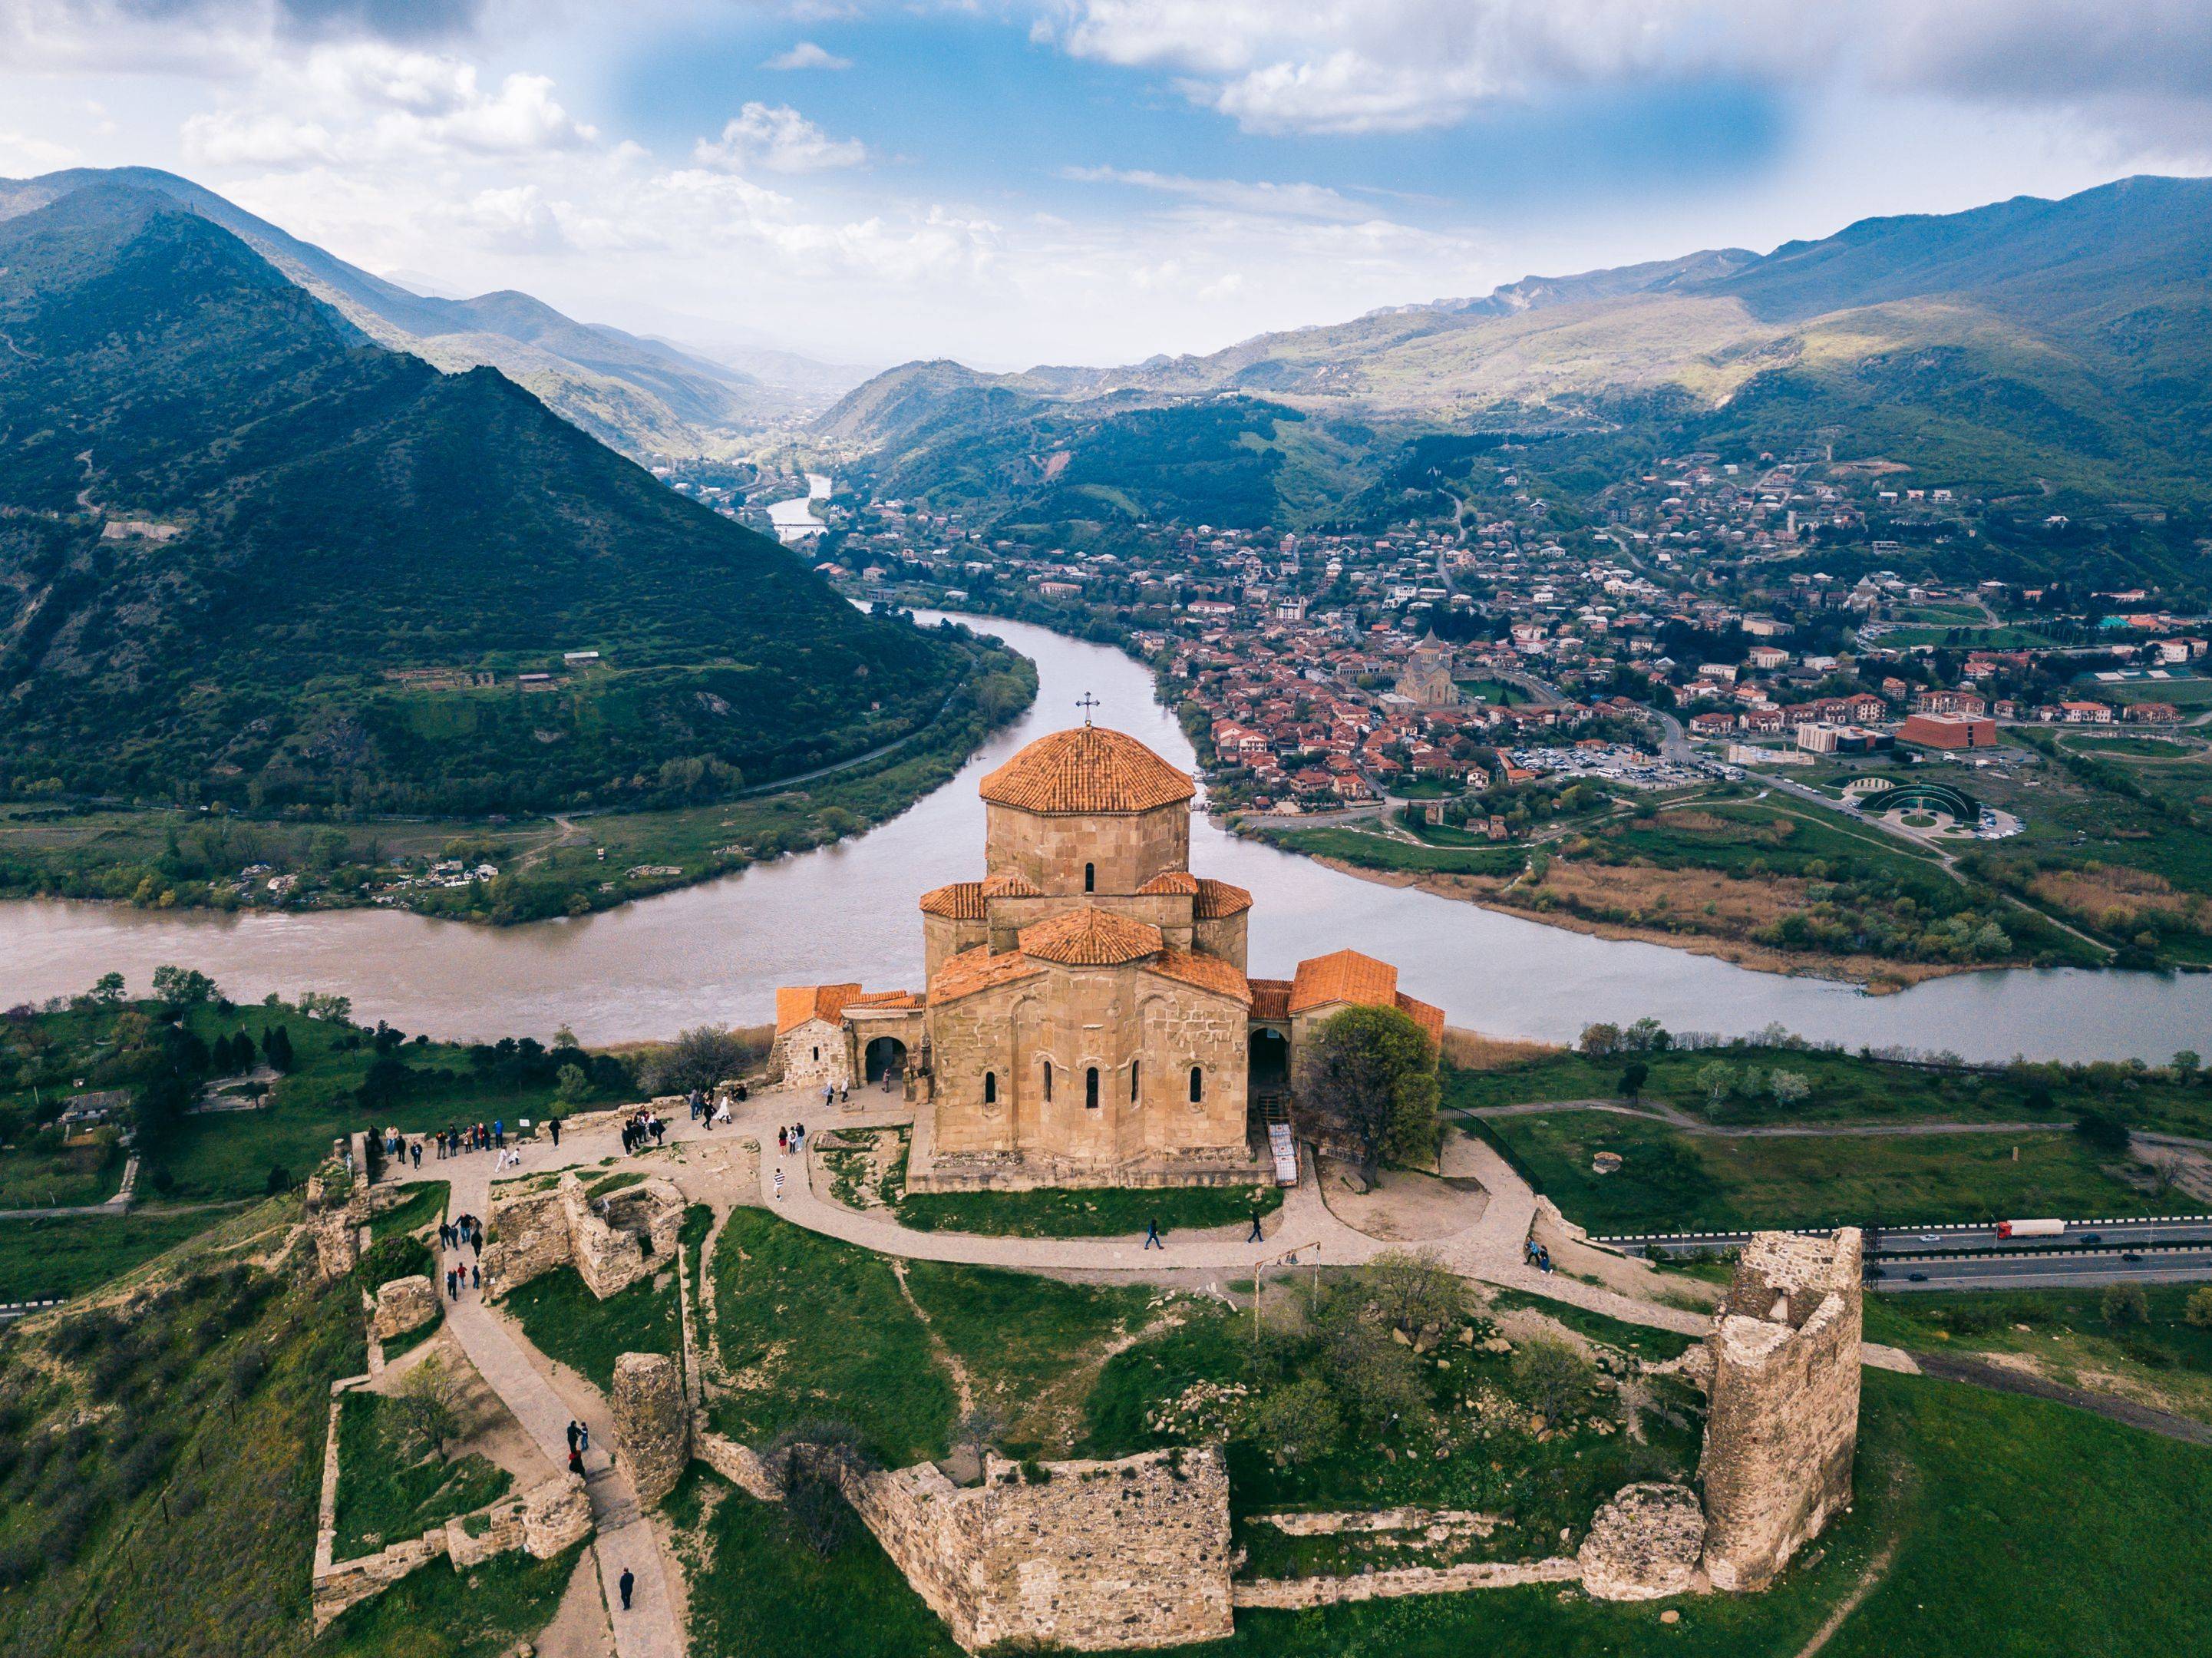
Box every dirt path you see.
[1913,1351,2212,1445]
[889,1257,976,1416]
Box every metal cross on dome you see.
[1075,692,1100,726]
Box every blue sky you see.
[0,1,2205,366]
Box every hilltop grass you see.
[316,1544,588,1658]
[332,1390,511,1561]
[367,1181,448,1242]
[1471,1111,2182,1235]
[0,1207,240,1301]
[708,1206,955,1465]
[500,1260,679,1396]
[895,1184,1279,1240]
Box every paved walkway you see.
[431,1154,681,1658]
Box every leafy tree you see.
[1618,1060,1649,1101]
[2184,1286,2212,1329]
[1622,1016,1671,1052]
[553,1063,593,1107]
[150,965,218,1009]
[87,972,127,1009]
[2074,1106,2131,1152]
[1770,1069,1812,1108]
[1695,1060,1735,1111]
[1296,1006,1440,1178]
[1355,1250,1464,1337]
[1578,1022,1622,1057]
[2174,1051,2201,1084]
[643,1026,761,1095]
[1509,1336,1594,1429]
[1239,1378,1339,1468]
[391,1355,464,1456]
[264,1164,291,1195]
[2100,1284,2150,1327]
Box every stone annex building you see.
[773,722,1442,1190]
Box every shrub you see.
[2100,1284,2150,1326]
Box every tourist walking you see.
[569,1445,584,1476]
[1247,1207,1264,1243]
[1144,1217,1163,1250]
[778,1126,787,1154]
[411,1140,422,1170]
[578,1422,589,1454]
[446,1267,459,1300]
[566,1420,581,1454]
[618,1567,635,1611]
[772,1168,786,1203]
[493,1119,504,1150]
[550,1116,561,1148]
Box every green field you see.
[332,1390,511,1561]
[0,1207,243,1300]
[671,1367,2212,1658]
[1254,824,1526,877]
[501,1256,682,1395]
[1473,1111,2184,1234]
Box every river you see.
[766,472,833,542]
[3,616,2208,1059]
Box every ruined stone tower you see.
[1699,1229,1863,1591]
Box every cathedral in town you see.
[772,719,1441,1191]
[1394,631,1461,708]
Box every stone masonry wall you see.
[481,1174,683,1301]
[371,1275,439,1342]
[612,1352,688,1504]
[774,1017,853,1092]
[479,1185,572,1297]
[1700,1230,1863,1592]
[841,1448,1234,1652]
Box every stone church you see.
[1394,631,1461,708]
[774,723,1441,1191]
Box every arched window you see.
[1189,1065,1203,1103]
[1085,1066,1100,1109]
[1130,1060,1141,1103]
[983,1071,997,1105]
[1042,1059,1053,1102]
[1084,861,1095,893]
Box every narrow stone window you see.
[1084,861,1095,893]
[983,1071,997,1105]
[811,1045,820,1062]
[1042,1060,1053,1102]
[1130,1060,1141,1103]
[1189,1065,1203,1104]
[1085,1066,1100,1109]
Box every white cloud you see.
[0,127,80,173]
[692,103,866,173]
[1061,165,1371,221]
[764,41,853,71]
[180,42,595,168]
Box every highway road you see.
[1872,1247,2212,1292]
[1608,1217,2212,1256]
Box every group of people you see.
[774,1120,810,1157]
[686,1085,744,1129]
[441,1212,485,1298]
[619,1110,665,1154]
[434,1121,506,1158]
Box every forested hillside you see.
[0,185,976,817]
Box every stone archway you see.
[1248,1027,1289,1094]
[864,1036,909,1085]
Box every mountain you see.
[824,176,2212,530]
[0,167,830,456]
[0,183,970,814]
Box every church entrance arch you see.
[863,1036,909,1085]
[1249,1027,1290,1094]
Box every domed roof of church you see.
[979,725,1195,815]
[1017,907,1164,966]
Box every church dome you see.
[1017,907,1164,966]
[978,725,1195,815]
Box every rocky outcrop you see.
[1578,1482,1707,1600]
[371,1275,439,1342]
[1700,1230,1863,1592]
[612,1352,688,1505]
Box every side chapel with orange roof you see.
[771,723,1440,1191]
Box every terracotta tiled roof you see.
[1018,907,1164,966]
[1248,977,1293,1020]
[918,881,985,920]
[927,947,1046,1004]
[775,983,861,1035]
[1288,950,1398,1016]
[978,725,1195,814]
[1144,949,1252,1004]
[1137,870,1200,896]
[1395,992,1445,1047]
[1193,877,1253,919]
[980,871,1043,897]
[847,989,923,1013]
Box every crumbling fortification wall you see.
[1700,1229,1863,1592]
[612,1352,688,1504]
[480,1173,683,1300]
[840,1448,1234,1652]
[371,1275,439,1342]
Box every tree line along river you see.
[4,614,2208,1060]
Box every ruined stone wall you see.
[984,801,1189,897]
[562,1174,685,1299]
[371,1275,439,1342]
[612,1352,688,1504]
[774,1017,853,1092]
[479,1185,572,1297]
[1700,1230,1863,1592]
[842,1449,1233,1652]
